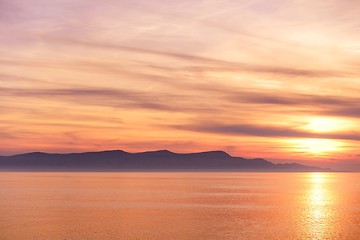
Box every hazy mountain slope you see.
[0,150,330,172]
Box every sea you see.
[0,172,359,239]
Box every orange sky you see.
[1,0,360,170]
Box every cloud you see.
[174,122,360,141]
[40,36,347,78]
[326,108,360,118]
[230,92,354,106]
[229,91,360,108]
[226,90,360,118]
[0,86,218,113]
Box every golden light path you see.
[304,173,337,239]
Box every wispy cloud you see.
[174,122,360,141]
[27,36,350,78]
[0,86,223,115]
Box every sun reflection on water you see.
[303,173,336,239]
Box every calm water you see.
[0,172,359,240]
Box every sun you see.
[290,138,342,154]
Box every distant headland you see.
[0,149,331,172]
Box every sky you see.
[1,0,360,171]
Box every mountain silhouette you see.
[0,150,330,171]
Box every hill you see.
[0,150,330,172]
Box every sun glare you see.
[302,117,351,133]
[290,138,342,154]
